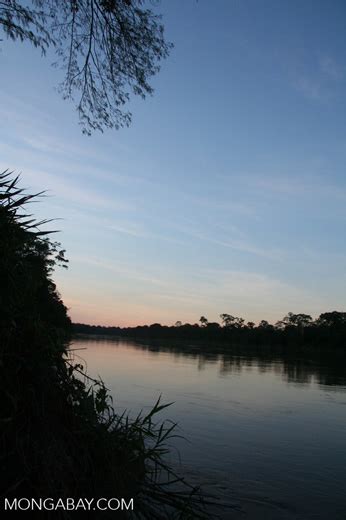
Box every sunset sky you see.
[1,0,346,326]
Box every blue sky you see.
[1,0,346,325]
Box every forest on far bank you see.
[73,311,346,348]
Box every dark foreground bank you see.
[0,171,209,519]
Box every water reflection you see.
[75,335,346,388]
[72,335,346,520]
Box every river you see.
[71,336,346,519]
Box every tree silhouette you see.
[258,320,273,330]
[282,312,313,328]
[73,309,346,349]
[220,313,244,328]
[317,311,346,327]
[199,316,208,327]
[220,313,234,327]
[0,0,172,134]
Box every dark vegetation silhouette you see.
[0,171,209,519]
[73,310,346,349]
[0,0,172,134]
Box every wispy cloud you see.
[0,90,152,189]
[199,268,325,319]
[293,76,325,101]
[93,266,325,324]
[71,256,167,287]
[176,226,283,260]
[291,53,344,102]
[16,168,132,210]
[107,222,186,245]
[252,173,346,201]
[189,193,258,218]
[319,55,344,80]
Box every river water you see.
[71,336,346,519]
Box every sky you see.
[1,0,346,326]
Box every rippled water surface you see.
[72,337,346,519]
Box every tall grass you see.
[67,352,211,519]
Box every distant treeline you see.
[73,311,346,348]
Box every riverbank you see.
[72,311,346,349]
[0,172,209,519]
